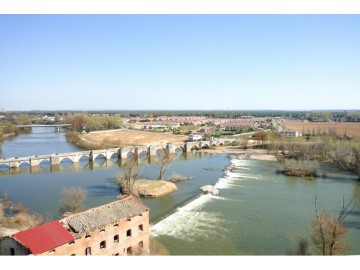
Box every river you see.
[1,127,360,255]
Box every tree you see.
[116,158,142,196]
[157,149,175,180]
[287,236,310,255]
[312,196,354,255]
[59,187,87,215]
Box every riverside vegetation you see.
[266,133,360,178]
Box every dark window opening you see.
[126,218,131,222]
[114,235,119,243]
[69,240,75,246]
[100,241,106,249]
[138,241,143,247]
[114,223,118,227]
[10,248,15,256]
[85,234,91,239]
[114,253,119,256]
[127,247,132,255]
[85,247,91,256]
[100,228,105,233]
[138,224,143,231]
[126,229,132,237]
[71,254,76,256]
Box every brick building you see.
[0,195,150,256]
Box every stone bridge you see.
[0,139,227,168]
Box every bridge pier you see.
[51,156,60,166]
[185,142,192,152]
[148,145,156,156]
[30,158,40,167]
[166,143,176,154]
[9,161,20,168]
[119,148,129,159]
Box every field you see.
[81,129,188,146]
[284,120,360,138]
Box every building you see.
[0,195,150,256]
[218,119,254,130]
[279,129,301,137]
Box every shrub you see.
[283,159,318,178]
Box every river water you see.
[1,127,360,255]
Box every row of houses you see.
[0,195,150,256]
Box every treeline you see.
[0,121,19,140]
[3,110,360,121]
[267,135,360,177]
[66,114,123,132]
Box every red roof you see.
[12,220,74,254]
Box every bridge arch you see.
[138,150,148,161]
[0,163,9,172]
[60,157,73,168]
[201,143,210,149]
[76,155,90,163]
[155,148,168,159]
[93,153,107,160]
[19,161,30,167]
[190,145,200,150]
[39,159,51,168]
[78,155,90,166]
[127,151,136,160]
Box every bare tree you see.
[157,150,175,180]
[287,236,310,255]
[116,158,143,196]
[312,196,354,255]
[59,187,87,215]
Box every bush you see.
[282,159,318,178]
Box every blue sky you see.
[0,15,359,111]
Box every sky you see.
[0,14,359,111]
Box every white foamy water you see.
[151,157,254,241]
[151,194,227,240]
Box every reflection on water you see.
[0,151,207,175]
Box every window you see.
[114,253,119,256]
[49,249,55,254]
[138,224,143,231]
[71,254,76,256]
[126,229,132,237]
[100,228,105,233]
[114,235,119,243]
[69,241,75,246]
[85,247,91,256]
[10,248,15,256]
[127,247,132,255]
[100,241,106,249]
[126,218,131,222]
[138,241,143,248]
[85,234,91,239]
[114,223,119,227]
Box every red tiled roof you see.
[12,220,74,254]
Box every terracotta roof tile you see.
[61,195,148,236]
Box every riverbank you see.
[67,129,188,150]
[82,129,187,146]
[199,147,278,161]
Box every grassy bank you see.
[65,130,122,150]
